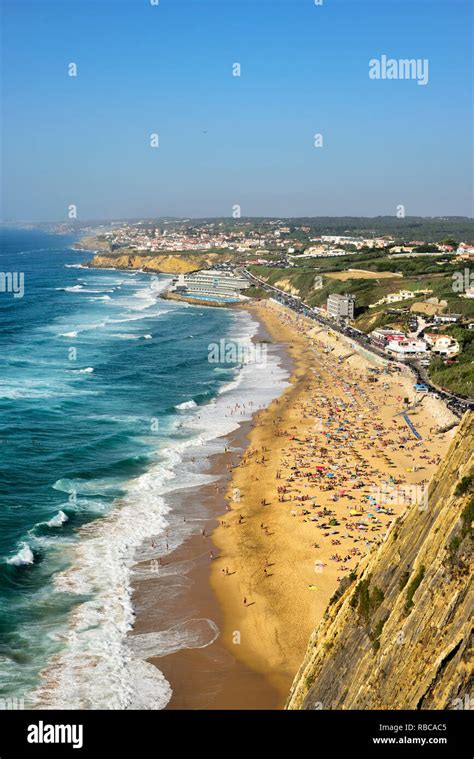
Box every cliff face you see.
[288,413,473,710]
[86,252,231,274]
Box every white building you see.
[424,334,460,357]
[170,269,249,302]
[386,339,427,355]
[369,289,432,309]
[327,293,356,320]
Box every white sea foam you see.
[111,333,140,340]
[52,477,124,496]
[34,458,175,709]
[58,285,113,294]
[126,660,172,710]
[110,332,153,340]
[58,331,78,338]
[35,307,289,710]
[6,542,34,566]
[175,400,197,410]
[128,618,219,659]
[47,511,69,528]
[0,378,97,400]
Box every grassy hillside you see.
[249,261,474,396]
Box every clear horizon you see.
[1,0,473,221]
[3,214,474,226]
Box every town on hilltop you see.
[68,216,473,403]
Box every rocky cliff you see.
[86,252,231,274]
[288,413,473,710]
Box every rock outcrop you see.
[86,252,231,274]
[288,413,473,710]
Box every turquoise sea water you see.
[0,229,287,708]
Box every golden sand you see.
[210,300,456,703]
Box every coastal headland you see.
[78,238,233,275]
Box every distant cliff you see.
[85,250,232,275]
[288,413,473,710]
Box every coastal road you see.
[241,268,473,416]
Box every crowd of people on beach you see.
[215,306,448,608]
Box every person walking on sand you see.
[243,596,247,606]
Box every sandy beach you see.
[210,299,458,703]
[129,311,291,709]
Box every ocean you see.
[0,228,288,709]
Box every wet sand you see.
[129,314,291,709]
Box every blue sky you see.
[1,0,472,220]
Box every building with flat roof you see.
[370,328,406,350]
[327,293,356,321]
[386,339,427,356]
[170,269,249,302]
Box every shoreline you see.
[128,305,292,709]
[209,299,458,702]
[59,259,459,710]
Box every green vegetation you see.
[448,534,461,558]
[245,286,271,299]
[429,330,474,397]
[249,255,474,397]
[404,565,425,614]
[304,672,316,690]
[399,570,410,591]
[249,260,473,319]
[455,474,473,497]
[371,586,385,610]
[461,497,474,538]
[235,215,474,243]
[370,614,389,652]
[351,577,385,624]
[446,479,473,561]
[329,571,357,606]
